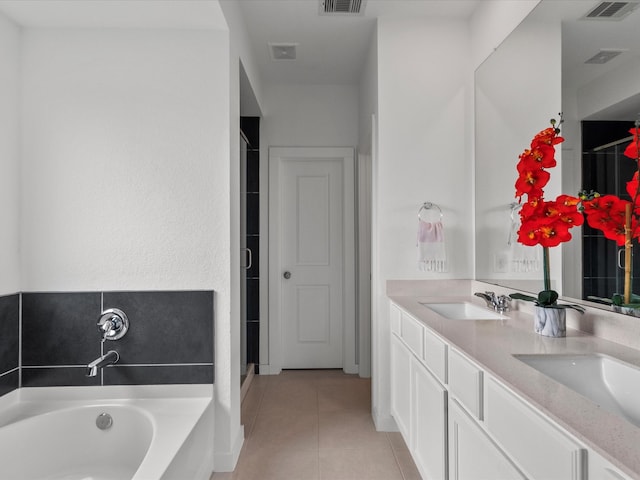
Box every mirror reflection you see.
[475,0,640,308]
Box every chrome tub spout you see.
[86,350,119,377]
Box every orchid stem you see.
[543,246,551,292]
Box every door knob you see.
[283,271,291,279]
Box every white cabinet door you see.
[412,356,447,480]
[391,336,412,442]
[449,399,526,480]
[589,450,632,480]
[485,378,586,480]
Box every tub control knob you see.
[97,308,129,341]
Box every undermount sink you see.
[514,354,640,427]
[419,302,506,320]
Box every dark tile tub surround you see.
[0,294,19,396]
[102,290,214,384]
[18,290,214,388]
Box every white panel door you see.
[270,147,354,370]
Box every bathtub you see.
[0,384,214,480]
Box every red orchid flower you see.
[623,127,639,161]
[515,167,550,201]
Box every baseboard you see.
[256,363,281,375]
[240,363,255,403]
[213,425,245,473]
[372,408,399,432]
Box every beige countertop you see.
[388,292,640,479]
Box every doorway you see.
[268,147,356,373]
[240,117,260,381]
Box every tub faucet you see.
[86,350,119,377]
[474,291,511,314]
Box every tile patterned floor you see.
[211,369,421,480]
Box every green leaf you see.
[586,295,613,305]
[621,303,640,309]
[509,293,537,303]
[538,290,559,306]
[551,303,586,314]
[612,294,624,306]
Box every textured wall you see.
[0,13,20,296]
[20,28,230,292]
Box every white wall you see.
[218,0,267,469]
[263,83,359,148]
[357,29,378,379]
[18,25,233,473]
[20,28,230,293]
[359,29,378,155]
[0,12,20,296]
[372,16,472,429]
[470,0,541,69]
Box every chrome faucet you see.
[474,291,511,314]
[86,350,119,377]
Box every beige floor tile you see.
[318,410,389,450]
[234,446,319,480]
[245,409,319,451]
[242,376,268,415]
[386,431,410,453]
[210,472,236,480]
[393,448,422,480]
[317,379,371,412]
[319,445,404,480]
[222,371,413,480]
[259,381,319,414]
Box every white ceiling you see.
[0,0,227,29]
[235,0,481,85]
[0,0,638,119]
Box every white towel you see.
[508,215,540,272]
[417,220,447,272]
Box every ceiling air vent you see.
[584,48,627,64]
[320,0,365,15]
[269,43,298,61]
[581,1,640,20]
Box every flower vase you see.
[533,306,566,337]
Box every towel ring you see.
[418,202,443,221]
[509,202,522,221]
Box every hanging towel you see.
[417,220,447,272]
[508,210,540,272]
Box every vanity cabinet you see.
[412,355,447,480]
[389,300,626,480]
[390,335,412,440]
[390,304,447,480]
[485,377,587,480]
[449,397,526,480]
[589,450,633,480]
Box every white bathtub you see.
[0,384,214,480]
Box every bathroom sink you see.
[419,302,505,320]
[514,354,640,427]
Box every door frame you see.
[267,146,357,375]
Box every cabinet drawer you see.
[449,348,483,420]
[424,327,447,384]
[485,377,586,480]
[401,312,424,359]
[390,303,401,336]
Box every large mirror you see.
[475,0,640,306]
